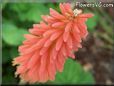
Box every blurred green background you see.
[2,2,114,85]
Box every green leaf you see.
[2,65,18,84]
[2,48,10,63]
[8,3,57,22]
[9,3,30,13]
[52,59,95,84]
[10,47,18,59]
[2,73,16,84]
[2,23,28,46]
[2,47,18,63]
[86,12,99,32]
[47,3,59,12]
[17,3,49,22]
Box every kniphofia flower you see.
[12,3,93,83]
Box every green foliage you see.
[52,59,95,84]
[24,4,49,22]
[3,47,18,63]
[86,11,99,32]
[2,64,18,84]
[2,48,10,63]
[9,3,55,22]
[2,22,28,46]
[10,47,18,58]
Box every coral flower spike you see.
[12,3,94,83]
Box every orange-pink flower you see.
[12,3,93,83]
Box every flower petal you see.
[50,8,65,19]
[63,31,69,42]
[56,37,63,51]
[78,13,94,18]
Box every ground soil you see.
[75,33,114,84]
